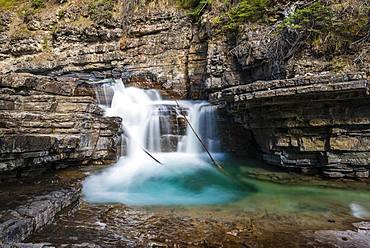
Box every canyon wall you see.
[0,1,209,99]
[211,73,370,178]
[0,73,122,181]
[0,0,369,179]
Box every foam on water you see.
[84,153,245,205]
[350,203,370,219]
[83,80,245,205]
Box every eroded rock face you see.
[0,73,122,181]
[211,73,370,178]
[1,1,369,179]
[0,188,80,244]
[0,4,209,99]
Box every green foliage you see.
[88,0,115,23]
[228,0,269,23]
[50,23,58,34]
[329,58,347,72]
[178,0,212,19]
[0,18,4,32]
[212,0,270,31]
[31,0,45,9]
[19,7,36,22]
[279,1,370,55]
[57,9,65,19]
[179,0,271,30]
[178,0,201,9]
[279,2,333,33]
[42,35,49,50]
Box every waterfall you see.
[145,109,161,153]
[94,79,220,156]
[199,104,220,153]
[84,79,243,206]
[177,103,220,154]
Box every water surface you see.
[84,154,370,221]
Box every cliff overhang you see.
[210,73,370,178]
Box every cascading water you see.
[83,79,246,205]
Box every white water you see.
[83,79,241,205]
[94,79,219,155]
[84,81,370,217]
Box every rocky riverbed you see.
[1,159,369,247]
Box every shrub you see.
[179,0,271,28]
[279,1,370,55]
[228,0,269,23]
[178,0,201,9]
[279,2,333,33]
[31,0,45,9]
[57,9,65,19]
[42,35,49,50]
[88,0,115,23]
[178,0,211,19]
[0,18,4,32]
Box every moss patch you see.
[0,0,20,9]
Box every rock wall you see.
[0,2,209,99]
[1,0,369,179]
[0,73,122,181]
[211,73,370,178]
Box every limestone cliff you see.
[211,73,370,178]
[0,0,208,98]
[0,0,370,179]
[0,73,122,181]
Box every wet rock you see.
[0,188,80,244]
[160,135,182,152]
[313,222,370,248]
[2,243,54,248]
[211,73,370,178]
[353,222,370,231]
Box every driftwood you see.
[174,100,225,172]
[142,148,163,165]
[122,126,163,165]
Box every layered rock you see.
[0,73,122,181]
[211,73,370,178]
[0,0,369,180]
[0,2,209,99]
[0,188,80,244]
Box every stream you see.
[22,80,370,247]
